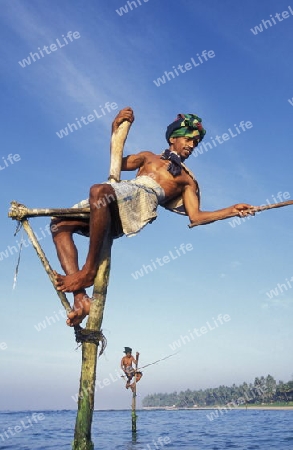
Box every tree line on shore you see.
[142,375,293,407]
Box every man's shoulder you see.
[181,163,197,183]
[137,150,160,158]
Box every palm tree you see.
[265,375,277,403]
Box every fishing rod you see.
[120,351,179,379]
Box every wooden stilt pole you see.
[19,219,72,314]
[8,214,110,450]
[9,215,111,450]
[72,231,112,450]
[132,351,139,433]
[8,111,132,448]
[72,117,132,449]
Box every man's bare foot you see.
[54,268,96,293]
[66,291,92,327]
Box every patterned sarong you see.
[125,366,135,376]
[72,175,165,238]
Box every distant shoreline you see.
[142,406,293,411]
[238,406,293,410]
[1,407,293,413]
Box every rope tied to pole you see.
[12,221,24,290]
[74,325,107,355]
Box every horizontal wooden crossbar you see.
[8,201,90,220]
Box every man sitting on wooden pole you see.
[52,107,254,326]
[121,347,142,391]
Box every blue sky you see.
[1,0,293,413]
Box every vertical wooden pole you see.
[73,114,132,449]
[13,215,112,450]
[108,120,131,182]
[131,351,139,433]
[8,112,133,449]
[72,232,112,450]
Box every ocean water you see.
[0,409,293,449]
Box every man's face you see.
[126,352,131,357]
[169,136,199,160]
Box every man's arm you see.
[121,152,147,171]
[183,183,254,226]
[111,107,150,172]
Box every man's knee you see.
[50,218,86,239]
[50,218,67,240]
[90,183,114,197]
[50,219,61,236]
[90,184,116,209]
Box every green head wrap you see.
[166,113,206,143]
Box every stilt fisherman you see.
[121,347,142,391]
